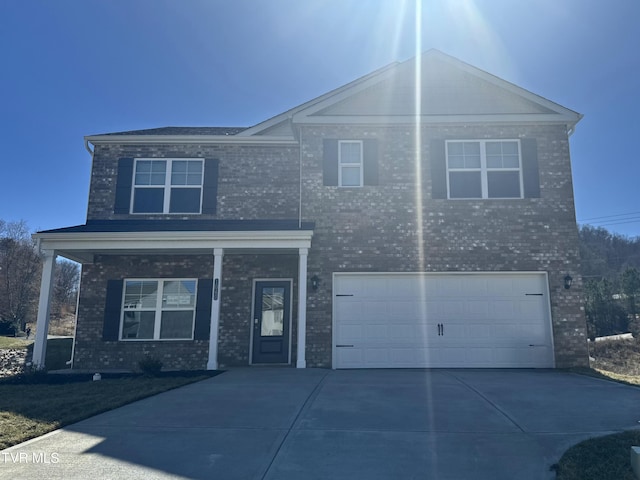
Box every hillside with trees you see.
[579,225,640,339]
[0,220,79,336]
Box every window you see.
[339,141,363,187]
[446,140,523,199]
[132,159,204,213]
[121,279,197,340]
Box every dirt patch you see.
[589,338,640,376]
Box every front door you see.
[252,280,291,364]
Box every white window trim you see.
[338,140,364,188]
[119,278,198,341]
[131,158,205,214]
[445,140,524,199]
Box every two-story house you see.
[32,50,588,371]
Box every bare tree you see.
[53,259,80,316]
[0,220,42,334]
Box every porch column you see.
[297,248,308,368]
[32,250,57,369]
[207,248,224,370]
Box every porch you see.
[31,220,314,371]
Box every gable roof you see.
[86,50,581,145]
[243,49,582,135]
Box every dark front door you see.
[252,281,291,364]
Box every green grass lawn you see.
[0,374,214,450]
[552,367,640,479]
[0,336,32,349]
[553,430,640,480]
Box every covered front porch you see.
[32,220,314,371]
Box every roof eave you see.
[292,113,582,127]
[85,135,298,145]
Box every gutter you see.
[84,134,297,145]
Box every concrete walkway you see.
[2,368,640,479]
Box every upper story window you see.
[446,140,523,199]
[121,279,197,340]
[132,159,204,213]
[338,141,364,187]
[323,139,378,187]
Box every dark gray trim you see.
[323,139,339,186]
[103,279,123,341]
[202,159,219,215]
[114,158,134,214]
[521,138,540,198]
[363,139,379,186]
[430,139,447,199]
[38,219,315,234]
[194,279,213,340]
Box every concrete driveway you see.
[2,368,640,479]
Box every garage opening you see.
[333,272,554,369]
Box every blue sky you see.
[1,0,639,237]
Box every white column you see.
[207,248,224,370]
[297,248,308,368]
[32,250,57,369]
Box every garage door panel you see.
[389,301,420,318]
[365,324,389,342]
[390,324,422,341]
[334,273,554,369]
[337,325,363,344]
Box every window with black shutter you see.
[323,139,378,187]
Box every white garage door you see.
[333,273,554,369]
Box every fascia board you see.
[290,67,402,123]
[431,51,582,120]
[291,50,582,127]
[85,135,297,145]
[293,113,581,125]
[238,62,400,137]
[34,230,314,251]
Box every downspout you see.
[70,137,95,370]
[293,119,302,229]
[299,128,303,229]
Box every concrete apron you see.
[2,368,640,480]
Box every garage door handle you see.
[336,344,354,348]
[437,324,444,336]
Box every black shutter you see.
[363,139,379,186]
[521,138,540,198]
[202,159,219,215]
[114,158,134,214]
[103,280,123,341]
[193,279,213,340]
[323,139,339,186]
[430,139,447,199]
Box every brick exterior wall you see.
[73,254,298,371]
[300,124,588,368]
[73,122,588,371]
[87,143,300,221]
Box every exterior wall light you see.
[311,275,320,291]
[564,275,573,290]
